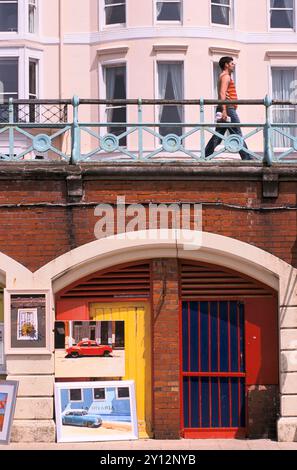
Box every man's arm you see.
[218,74,230,120]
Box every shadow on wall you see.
[280,267,297,324]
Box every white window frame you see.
[0,47,42,98]
[93,388,106,401]
[0,48,42,155]
[154,0,183,25]
[269,65,297,151]
[154,60,185,146]
[212,60,220,99]
[99,0,127,31]
[28,0,38,35]
[0,0,18,33]
[68,389,83,403]
[29,58,38,100]
[116,386,130,400]
[268,0,296,31]
[210,0,233,28]
[0,0,39,39]
[98,60,128,140]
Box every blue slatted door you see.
[181,301,246,438]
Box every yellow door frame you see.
[90,301,152,438]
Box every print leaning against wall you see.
[0,381,19,444]
[54,380,138,442]
[54,320,125,378]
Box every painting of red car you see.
[66,340,112,358]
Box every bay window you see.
[104,64,127,146]
[29,59,38,122]
[156,0,181,22]
[0,0,18,32]
[0,1,39,35]
[158,62,184,137]
[28,0,37,33]
[211,0,232,26]
[271,68,297,148]
[104,0,126,26]
[270,0,295,29]
[0,54,39,123]
[0,57,18,122]
[213,62,221,99]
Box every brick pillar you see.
[152,258,180,439]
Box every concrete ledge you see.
[11,420,55,443]
[281,395,297,416]
[281,373,297,394]
[2,162,297,182]
[6,375,54,397]
[14,397,53,420]
[6,355,54,375]
[278,417,297,442]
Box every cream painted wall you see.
[0,0,296,153]
[63,0,92,33]
[1,1,296,103]
[40,0,60,37]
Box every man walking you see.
[205,56,251,160]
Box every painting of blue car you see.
[62,409,102,428]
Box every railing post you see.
[138,98,143,161]
[71,95,80,164]
[8,97,14,160]
[264,95,273,166]
[200,97,206,160]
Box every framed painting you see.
[55,380,138,443]
[4,290,51,354]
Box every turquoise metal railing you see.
[0,96,296,165]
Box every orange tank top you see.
[227,77,238,109]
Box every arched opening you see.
[53,254,279,439]
[55,262,153,438]
[180,261,278,439]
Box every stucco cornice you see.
[64,27,297,46]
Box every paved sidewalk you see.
[1,439,297,450]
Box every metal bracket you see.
[66,175,83,200]
[262,173,279,198]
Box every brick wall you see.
[0,166,296,271]
[152,259,180,439]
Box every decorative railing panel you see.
[0,96,296,165]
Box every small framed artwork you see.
[17,308,38,341]
[4,290,51,354]
[55,380,138,443]
[0,380,19,445]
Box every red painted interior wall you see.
[245,297,279,385]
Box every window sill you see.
[211,22,233,29]
[0,32,18,38]
[268,28,295,32]
[101,23,127,31]
[155,21,182,25]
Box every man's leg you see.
[205,127,226,158]
[227,108,251,160]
